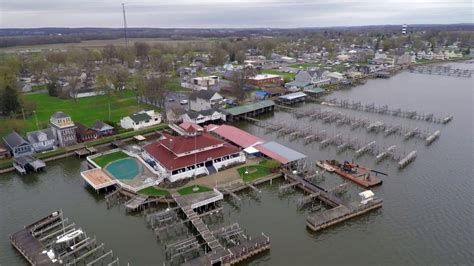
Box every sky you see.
[0,0,472,28]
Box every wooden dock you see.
[306,199,383,232]
[282,169,383,232]
[9,210,121,265]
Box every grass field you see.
[137,186,170,197]
[261,69,295,82]
[0,37,218,53]
[0,90,156,137]
[237,164,271,182]
[92,151,130,168]
[177,185,212,195]
[288,63,322,69]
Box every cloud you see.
[0,0,471,28]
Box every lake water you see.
[1,62,473,265]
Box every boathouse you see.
[254,141,306,167]
[13,155,46,174]
[278,91,307,105]
[223,100,275,122]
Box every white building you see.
[143,132,245,182]
[120,110,162,131]
[189,90,224,112]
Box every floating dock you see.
[326,160,383,188]
[282,170,383,233]
[306,198,383,232]
[398,150,417,169]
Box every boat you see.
[43,229,85,263]
[324,160,383,188]
[316,160,335,172]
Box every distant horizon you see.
[1,22,473,31]
[1,0,472,28]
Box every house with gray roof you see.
[182,109,226,125]
[295,69,331,87]
[189,90,224,112]
[91,121,115,137]
[2,131,33,158]
[120,110,162,131]
[26,128,57,153]
[50,111,77,147]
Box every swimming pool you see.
[104,158,143,180]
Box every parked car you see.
[180,99,188,105]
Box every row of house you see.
[1,112,115,159]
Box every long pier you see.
[322,98,453,124]
[282,170,383,232]
[170,190,270,265]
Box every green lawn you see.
[177,185,212,195]
[261,70,295,82]
[137,186,170,197]
[237,164,271,182]
[164,79,189,92]
[92,151,130,167]
[0,90,157,137]
[288,63,321,69]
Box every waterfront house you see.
[182,109,226,125]
[166,105,187,123]
[142,132,245,182]
[50,111,77,147]
[75,123,98,143]
[189,90,224,112]
[91,121,115,137]
[120,110,162,131]
[0,143,12,159]
[2,131,33,158]
[26,128,56,153]
[294,69,331,87]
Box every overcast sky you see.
[0,0,472,28]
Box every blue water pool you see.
[104,158,142,180]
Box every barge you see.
[324,160,383,188]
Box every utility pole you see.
[122,3,129,50]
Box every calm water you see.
[1,62,473,265]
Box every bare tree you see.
[145,75,170,112]
[231,67,257,102]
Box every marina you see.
[1,62,473,266]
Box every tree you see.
[102,44,117,62]
[209,48,227,66]
[145,75,169,110]
[235,51,246,64]
[111,65,129,91]
[265,159,281,173]
[47,79,59,97]
[230,67,257,102]
[1,85,21,115]
[134,42,151,60]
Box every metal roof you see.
[223,100,275,116]
[303,87,325,94]
[255,141,306,164]
[206,124,264,148]
[279,92,307,101]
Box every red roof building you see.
[206,124,265,148]
[143,133,245,182]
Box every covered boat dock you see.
[223,100,275,122]
[13,155,45,175]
